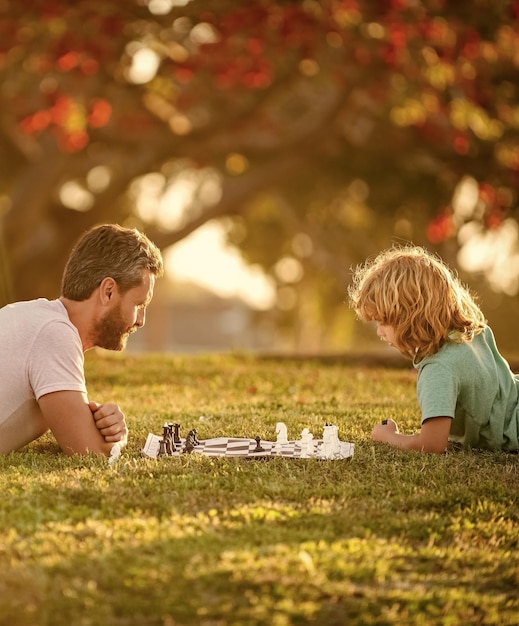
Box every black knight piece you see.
[183,428,199,453]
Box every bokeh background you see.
[1,0,519,356]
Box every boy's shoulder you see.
[417,326,492,370]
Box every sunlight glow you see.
[134,168,223,230]
[452,176,480,220]
[127,47,160,84]
[165,222,276,310]
[452,175,519,295]
[59,181,93,212]
[134,168,274,309]
[86,166,111,193]
[274,257,304,283]
[147,0,194,15]
[457,219,519,295]
[189,23,220,46]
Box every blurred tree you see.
[1,0,518,348]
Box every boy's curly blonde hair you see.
[348,246,486,360]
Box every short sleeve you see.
[27,320,87,399]
[416,361,458,422]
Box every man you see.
[0,224,164,456]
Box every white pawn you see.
[299,428,314,458]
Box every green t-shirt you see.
[414,326,519,451]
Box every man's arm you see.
[38,390,125,456]
[88,401,128,444]
[372,417,452,454]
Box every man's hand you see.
[89,401,128,445]
[372,418,399,443]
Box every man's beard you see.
[94,304,135,351]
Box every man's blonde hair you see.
[348,246,486,360]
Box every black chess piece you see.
[183,429,199,454]
[172,423,181,444]
[253,436,265,452]
[158,438,167,457]
[162,424,173,455]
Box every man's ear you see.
[99,277,117,305]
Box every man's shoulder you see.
[2,298,67,321]
[0,299,78,344]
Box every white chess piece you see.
[272,421,288,453]
[275,421,288,444]
[321,423,340,459]
[299,428,314,458]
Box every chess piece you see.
[168,423,180,449]
[162,424,173,455]
[321,423,340,459]
[190,428,199,445]
[299,428,314,458]
[272,421,289,453]
[253,436,265,452]
[183,428,199,454]
[158,438,167,457]
[275,422,288,444]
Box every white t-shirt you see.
[0,298,86,452]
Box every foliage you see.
[0,352,518,625]
[1,0,519,318]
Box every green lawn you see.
[0,352,517,626]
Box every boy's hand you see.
[372,418,399,443]
[89,401,128,445]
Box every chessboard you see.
[141,434,354,460]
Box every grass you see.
[0,351,518,626]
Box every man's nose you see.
[136,309,146,328]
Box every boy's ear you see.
[99,277,117,304]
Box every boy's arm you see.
[38,391,127,456]
[372,417,452,454]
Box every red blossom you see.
[88,99,112,128]
[55,129,89,153]
[453,132,469,155]
[57,51,80,72]
[427,212,454,244]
